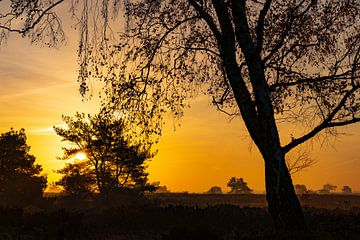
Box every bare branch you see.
[286,149,316,175]
[269,70,356,91]
[283,86,360,153]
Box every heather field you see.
[0,193,359,240]
[147,193,360,209]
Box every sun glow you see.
[65,152,88,164]
[75,152,87,161]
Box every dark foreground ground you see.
[0,193,359,240]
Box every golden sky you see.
[0,6,359,193]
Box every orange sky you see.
[0,6,359,193]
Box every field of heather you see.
[0,193,359,240]
[147,193,360,209]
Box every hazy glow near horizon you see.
[0,19,359,193]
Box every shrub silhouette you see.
[342,185,352,194]
[207,186,223,194]
[294,184,308,195]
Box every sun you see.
[65,152,87,164]
[75,152,87,161]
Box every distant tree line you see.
[206,177,253,194]
[295,184,353,195]
[206,179,354,195]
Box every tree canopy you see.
[318,183,337,194]
[342,185,352,194]
[68,0,360,146]
[0,128,47,206]
[54,112,155,195]
[227,177,253,194]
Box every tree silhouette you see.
[318,184,337,194]
[54,112,155,195]
[342,185,352,194]
[227,177,253,194]
[207,186,223,194]
[294,184,308,195]
[152,181,170,193]
[2,0,360,232]
[0,128,47,206]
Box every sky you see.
[0,4,359,193]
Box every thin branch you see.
[286,150,316,175]
[269,70,355,91]
[328,117,360,127]
[283,86,360,153]
[0,0,64,34]
[143,16,201,69]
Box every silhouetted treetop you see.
[0,128,41,176]
[207,186,223,194]
[0,128,47,206]
[342,185,352,194]
[227,177,253,194]
[54,112,156,195]
[318,184,337,194]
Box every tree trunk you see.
[225,66,307,232]
[207,1,307,232]
[262,147,307,234]
[255,94,307,233]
